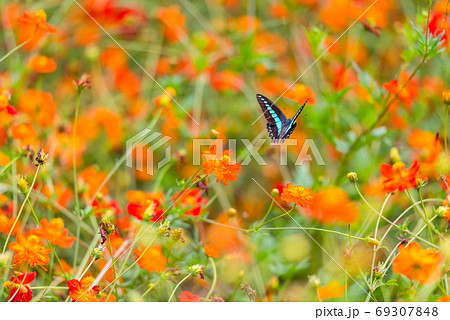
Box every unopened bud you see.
[17,177,28,194]
[365,236,380,246]
[390,147,401,163]
[308,275,321,288]
[227,208,237,217]
[347,172,358,183]
[271,188,280,198]
[443,89,450,105]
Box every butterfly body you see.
[256,93,308,143]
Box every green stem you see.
[71,91,82,273]
[0,154,22,176]
[335,58,426,183]
[405,189,439,239]
[260,199,274,225]
[101,236,157,294]
[260,227,367,241]
[141,278,161,298]
[26,198,68,281]
[205,257,217,299]
[254,206,296,230]
[445,103,449,154]
[417,189,434,243]
[107,235,118,299]
[168,273,191,302]
[2,166,40,254]
[0,31,35,64]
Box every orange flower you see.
[285,83,316,105]
[134,244,166,273]
[0,213,21,235]
[231,15,261,32]
[79,166,108,199]
[438,296,450,302]
[269,2,289,19]
[3,271,36,302]
[319,0,362,31]
[202,146,241,185]
[317,280,345,300]
[28,55,56,73]
[32,218,76,248]
[92,107,124,148]
[392,242,443,284]
[10,123,38,147]
[205,244,220,258]
[154,5,186,42]
[18,89,56,127]
[305,187,359,224]
[41,182,73,209]
[9,234,52,269]
[380,160,420,193]
[280,183,313,207]
[210,71,245,92]
[67,277,102,302]
[179,291,200,302]
[18,9,57,33]
[172,188,208,217]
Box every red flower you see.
[172,188,208,216]
[179,291,200,302]
[67,277,102,302]
[380,160,420,193]
[3,271,36,302]
[126,190,165,222]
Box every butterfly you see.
[256,93,309,143]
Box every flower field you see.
[0,0,449,302]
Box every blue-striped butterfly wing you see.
[256,94,288,141]
[281,98,309,141]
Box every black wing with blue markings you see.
[256,94,288,142]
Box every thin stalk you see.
[72,90,82,272]
[0,154,22,176]
[205,257,217,299]
[168,273,191,302]
[2,166,40,254]
[254,205,296,230]
[107,235,118,299]
[445,103,449,154]
[260,227,367,241]
[0,31,35,64]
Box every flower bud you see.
[0,252,12,268]
[188,264,205,279]
[91,245,105,260]
[210,129,220,139]
[308,275,321,288]
[227,207,237,217]
[271,188,280,198]
[390,147,401,163]
[17,177,28,194]
[365,236,380,246]
[347,172,358,183]
[443,89,450,105]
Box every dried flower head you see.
[240,283,256,301]
[91,244,105,260]
[188,264,205,279]
[34,148,48,166]
[73,73,92,91]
